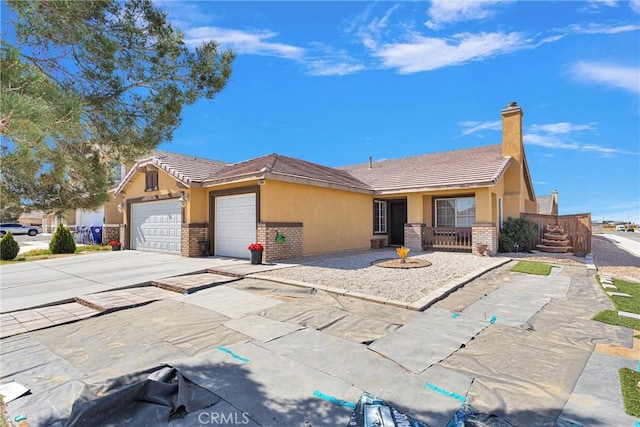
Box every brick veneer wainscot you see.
[181,223,209,257]
[404,223,426,251]
[103,224,120,246]
[471,222,497,256]
[257,222,303,263]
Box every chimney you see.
[501,101,524,162]
[552,189,559,215]
[368,156,373,170]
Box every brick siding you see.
[472,222,497,256]
[404,223,425,251]
[181,223,209,257]
[257,222,303,263]
[102,224,120,245]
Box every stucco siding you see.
[261,180,372,255]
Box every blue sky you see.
[4,1,638,223]
[156,0,640,224]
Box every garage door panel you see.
[215,194,256,258]
[132,200,181,254]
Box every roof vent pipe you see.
[368,156,373,169]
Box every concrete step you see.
[544,233,568,241]
[541,239,571,246]
[153,272,239,294]
[75,287,178,312]
[536,245,573,253]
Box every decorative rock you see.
[602,284,617,289]
[607,292,632,298]
[619,311,640,321]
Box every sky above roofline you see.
[159,1,639,223]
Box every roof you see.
[116,145,514,195]
[151,151,228,183]
[114,150,228,194]
[204,154,372,191]
[339,144,511,192]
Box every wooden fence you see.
[521,212,592,256]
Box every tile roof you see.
[119,145,513,194]
[339,144,511,192]
[204,154,371,190]
[151,151,227,184]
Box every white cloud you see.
[568,23,640,34]
[524,122,638,157]
[632,0,640,13]
[457,120,502,137]
[304,42,365,76]
[528,122,597,134]
[578,0,619,14]
[425,0,508,30]
[373,31,527,73]
[569,61,640,94]
[306,60,365,76]
[524,133,623,156]
[184,27,305,60]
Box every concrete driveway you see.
[2,260,635,426]
[0,251,291,313]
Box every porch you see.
[422,227,473,252]
[405,222,498,255]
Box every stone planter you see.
[476,244,488,256]
[250,250,263,265]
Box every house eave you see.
[202,171,374,194]
[373,180,498,195]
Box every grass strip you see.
[510,261,552,276]
[600,277,640,314]
[593,310,640,330]
[619,368,640,417]
[0,244,112,264]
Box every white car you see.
[616,225,627,232]
[0,223,42,236]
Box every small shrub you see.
[499,217,539,252]
[396,246,410,263]
[0,232,20,260]
[49,224,76,254]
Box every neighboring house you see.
[18,210,74,234]
[537,190,559,215]
[113,102,538,262]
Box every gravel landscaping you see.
[261,248,509,304]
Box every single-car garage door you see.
[215,193,256,258]
[131,200,182,254]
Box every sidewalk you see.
[600,233,640,257]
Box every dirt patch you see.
[598,267,640,284]
[373,258,432,269]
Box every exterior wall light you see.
[178,191,189,208]
[116,202,125,213]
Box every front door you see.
[388,200,407,245]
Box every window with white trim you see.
[435,197,475,227]
[374,200,387,233]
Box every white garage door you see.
[131,200,181,254]
[215,193,256,258]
